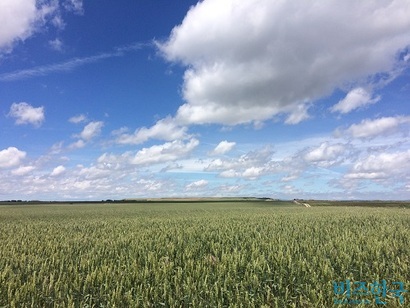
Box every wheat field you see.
[0,201,408,307]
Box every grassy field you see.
[0,201,409,307]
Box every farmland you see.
[0,201,409,307]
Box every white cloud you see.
[0,0,85,55]
[304,142,347,167]
[116,117,188,145]
[11,165,35,176]
[219,169,239,178]
[206,146,276,179]
[185,179,208,190]
[97,152,133,170]
[78,166,111,180]
[8,102,45,126]
[131,139,199,165]
[50,165,66,176]
[68,114,87,124]
[79,121,104,141]
[159,0,410,126]
[68,121,103,150]
[0,147,26,168]
[49,38,63,51]
[210,140,236,155]
[0,0,70,54]
[68,139,85,150]
[331,88,380,114]
[345,150,410,180]
[242,167,264,179]
[342,116,410,139]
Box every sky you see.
[0,0,410,201]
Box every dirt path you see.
[293,200,311,208]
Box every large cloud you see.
[0,0,83,54]
[0,147,26,168]
[345,150,410,180]
[0,0,59,53]
[304,142,348,167]
[159,0,410,125]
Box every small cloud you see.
[8,102,45,127]
[116,117,188,145]
[330,87,380,114]
[111,126,129,136]
[210,140,236,155]
[79,121,104,141]
[285,104,310,125]
[63,0,84,15]
[304,142,346,167]
[51,15,66,29]
[131,139,199,165]
[186,179,208,190]
[340,116,410,139]
[242,167,264,179]
[68,139,85,150]
[50,165,66,176]
[69,114,87,124]
[49,38,63,51]
[50,142,64,154]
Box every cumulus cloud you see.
[0,147,26,168]
[116,117,188,145]
[185,179,208,190]
[345,150,410,180]
[131,139,199,165]
[8,102,45,126]
[0,0,50,52]
[242,167,264,180]
[304,142,347,167]
[50,165,66,176]
[206,146,276,179]
[159,0,410,126]
[210,140,236,155]
[0,0,81,54]
[331,88,380,114]
[341,116,410,139]
[79,121,104,141]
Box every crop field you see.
[0,201,409,307]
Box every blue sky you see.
[1,0,409,200]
